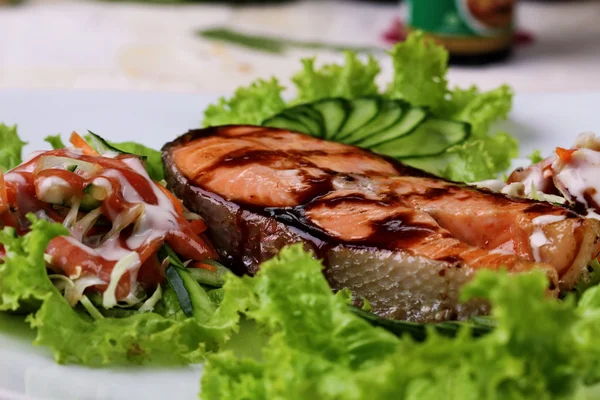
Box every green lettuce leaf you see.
[0,124,26,172]
[108,141,164,181]
[291,52,380,104]
[0,216,245,366]
[443,85,513,137]
[442,132,518,182]
[481,132,519,174]
[201,245,399,399]
[44,134,66,150]
[405,132,518,183]
[386,31,449,110]
[201,246,600,400]
[436,86,480,117]
[403,140,492,183]
[236,245,398,360]
[528,150,544,164]
[574,284,600,385]
[439,85,513,136]
[203,78,286,127]
[0,216,68,312]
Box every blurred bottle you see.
[213,0,295,3]
[406,0,516,65]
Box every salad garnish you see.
[3,132,217,309]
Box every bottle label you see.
[408,0,515,38]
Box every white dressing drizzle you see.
[22,150,47,165]
[64,236,99,257]
[521,165,551,196]
[100,235,138,261]
[471,179,506,192]
[121,157,179,250]
[529,215,567,262]
[553,148,600,220]
[3,173,27,184]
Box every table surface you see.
[1,0,600,95]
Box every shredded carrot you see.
[556,147,575,163]
[0,171,8,215]
[69,132,99,156]
[189,219,207,235]
[191,261,218,272]
[157,183,184,215]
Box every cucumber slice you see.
[36,156,102,176]
[187,259,230,288]
[401,155,449,177]
[374,118,470,159]
[335,97,381,141]
[344,100,405,144]
[80,184,107,211]
[357,107,428,148]
[80,196,102,211]
[310,98,351,140]
[283,105,325,137]
[263,114,311,134]
[161,245,216,322]
[87,131,149,162]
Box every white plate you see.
[1,90,599,400]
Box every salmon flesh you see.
[162,126,600,322]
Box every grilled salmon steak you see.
[162,125,600,322]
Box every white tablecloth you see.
[1,0,600,94]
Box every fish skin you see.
[162,126,600,321]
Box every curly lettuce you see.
[292,52,380,104]
[528,150,544,164]
[0,124,26,172]
[44,134,66,150]
[387,31,448,110]
[201,245,600,400]
[414,131,518,183]
[439,85,513,137]
[203,78,286,127]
